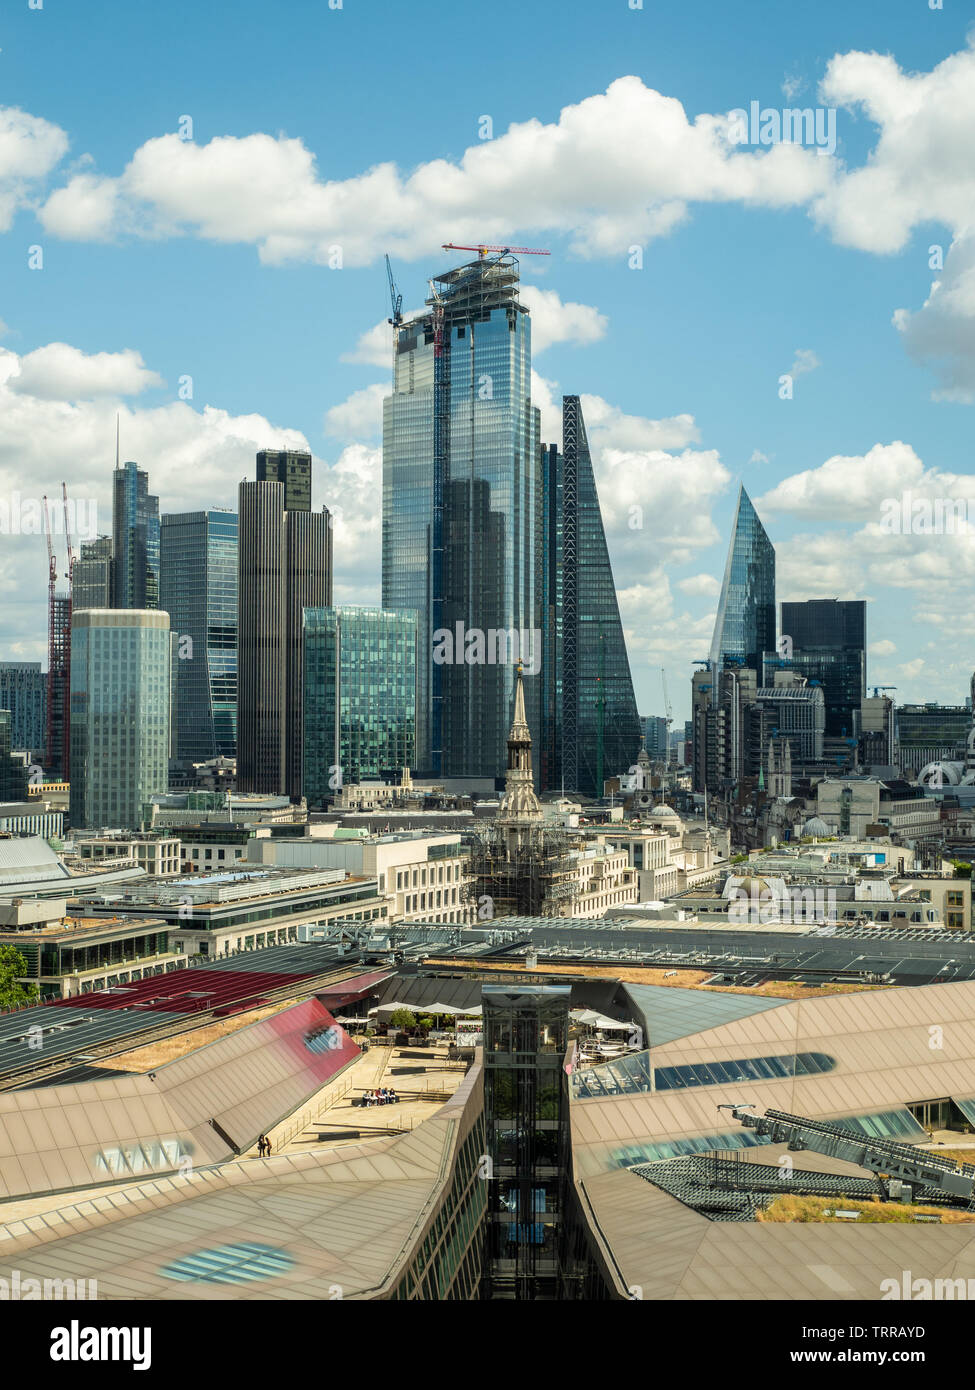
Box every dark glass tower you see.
[540,396,641,796]
[0,711,29,802]
[112,462,160,610]
[160,510,238,762]
[383,251,541,779]
[709,484,775,677]
[237,460,331,798]
[256,450,313,512]
[776,599,866,737]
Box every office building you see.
[302,606,416,804]
[0,711,29,802]
[896,703,970,776]
[112,461,160,609]
[383,249,541,779]
[47,594,71,780]
[256,449,312,512]
[708,484,775,677]
[69,610,171,830]
[160,510,238,762]
[0,662,46,753]
[774,598,866,737]
[237,458,331,798]
[73,536,114,611]
[641,716,669,761]
[540,396,641,797]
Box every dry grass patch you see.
[758,1194,975,1224]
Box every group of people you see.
[362,1087,399,1106]
[256,1135,273,1157]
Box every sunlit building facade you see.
[708,484,775,679]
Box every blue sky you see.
[1,0,974,723]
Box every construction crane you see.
[61,482,75,584]
[872,685,897,697]
[384,253,403,326]
[661,668,673,727]
[441,243,551,257]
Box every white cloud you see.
[7,343,164,400]
[789,347,820,379]
[757,441,926,520]
[870,639,897,656]
[894,231,975,402]
[342,319,394,369]
[34,77,835,264]
[518,286,607,352]
[324,383,386,441]
[0,107,68,231]
[748,449,770,465]
[678,573,720,597]
[579,394,700,452]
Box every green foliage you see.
[952,860,972,879]
[0,945,39,1009]
[389,1008,416,1028]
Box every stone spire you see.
[497,664,542,844]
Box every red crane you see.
[441,243,550,256]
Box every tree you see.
[389,1008,416,1029]
[952,861,972,879]
[0,946,39,1010]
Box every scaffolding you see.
[469,823,580,920]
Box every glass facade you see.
[572,1049,836,1100]
[0,662,46,754]
[112,461,160,610]
[481,985,570,1299]
[383,253,540,778]
[69,611,171,829]
[773,599,867,737]
[302,606,417,804]
[160,510,238,760]
[709,484,775,677]
[73,536,114,611]
[0,709,29,800]
[541,396,641,795]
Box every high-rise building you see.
[69,610,171,829]
[47,594,71,781]
[160,510,238,762]
[302,606,417,804]
[709,484,775,677]
[112,461,160,610]
[73,537,114,611]
[256,450,312,513]
[540,396,641,797]
[383,251,541,779]
[641,716,670,760]
[237,460,331,798]
[774,599,867,738]
[0,663,46,754]
[0,710,29,802]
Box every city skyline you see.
[2,4,975,719]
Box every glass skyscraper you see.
[0,710,29,802]
[0,663,46,755]
[159,510,238,761]
[709,484,776,677]
[774,599,867,738]
[540,396,641,796]
[383,251,541,779]
[302,606,417,805]
[112,462,160,610]
[69,610,171,829]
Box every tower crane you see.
[661,668,673,727]
[441,243,550,257]
[384,254,403,327]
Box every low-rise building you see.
[77,864,388,958]
[0,897,180,999]
[71,831,181,876]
